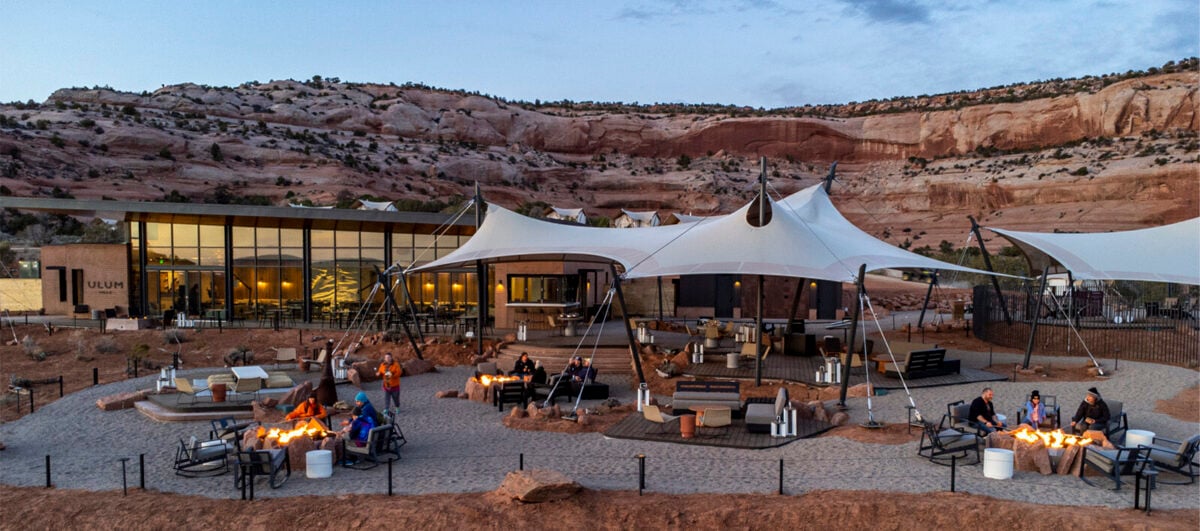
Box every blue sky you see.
[2,1,1196,107]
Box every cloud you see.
[838,0,930,24]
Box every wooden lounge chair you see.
[174,378,208,405]
[643,405,679,434]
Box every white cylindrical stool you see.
[306,449,333,479]
[726,352,739,369]
[1126,429,1155,449]
[983,448,1014,479]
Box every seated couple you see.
[550,356,598,387]
[509,352,547,384]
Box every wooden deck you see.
[603,411,832,449]
[684,354,1007,389]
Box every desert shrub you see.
[94,336,121,354]
[162,329,186,344]
[21,335,47,361]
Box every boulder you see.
[510,406,528,419]
[403,358,436,376]
[669,351,690,370]
[96,389,150,411]
[280,381,314,406]
[259,397,279,409]
[347,368,363,387]
[464,378,489,403]
[351,361,377,382]
[791,401,815,420]
[811,402,829,423]
[576,412,593,426]
[253,401,285,424]
[434,390,459,399]
[845,383,873,398]
[828,411,850,427]
[496,469,582,503]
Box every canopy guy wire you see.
[1041,284,1105,373]
[403,199,476,273]
[622,216,713,279]
[862,294,924,424]
[539,287,616,410]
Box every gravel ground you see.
[0,349,1196,510]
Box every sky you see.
[2,1,1196,108]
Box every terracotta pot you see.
[211,383,227,403]
[680,414,696,439]
[299,360,310,372]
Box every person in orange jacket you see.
[285,393,328,425]
[376,352,402,413]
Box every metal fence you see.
[972,286,1199,367]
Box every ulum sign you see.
[86,280,125,292]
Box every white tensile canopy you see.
[413,183,995,282]
[988,218,1200,285]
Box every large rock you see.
[496,469,581,503]
[828,411,850,426]
[435,389,459,399]
[253,401,285,424]
[403,358,436,376]
[280,381,314,407]
[96,389,150,411]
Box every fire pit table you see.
[987,427,1095,475]
[243,419,342,470]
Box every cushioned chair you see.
[1102,400,1129,443]
[476,362,500,379]
[495,381,528,411]
[746,387,788,433]
[697,407,732,437]
[174,378,208,405]
[235,448,290,489]
[1080,445,1148,490]
[643,405,679,434]
[918,418,981,466]
[946,400,985,436]
[174,436,231,477]
[342,424,400,470]
[1140,434,1200,484]
[300,348,328,372]
[1016,393,1060,429]
[209,417,252,443]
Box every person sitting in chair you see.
[968,387,1005,434]
[285,393,328,425]
[1070,387,1110,435]
[340,391,378,447]
[1024,390,1048,429]
[531,360,547,385]
[510,352,536,378]
[574,358,597,383]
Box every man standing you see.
[968,387,1005,434]
[376,353,402,414]
[1070,387,1111,435]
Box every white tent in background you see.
[546,207,587,224]
[288,203,334,209]
[663,212,706,225]
[987,218,1200,285]
[353,199,398,212]
[413,183,998,282]
[614,209,660,228]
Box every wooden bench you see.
[878,347,960,379]
[672,380,742,415]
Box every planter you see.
[211,383,227,403]
[680,414,696,439]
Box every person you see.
[285,393,328,425]
[511,352,535,378]
[574,358,597,383]
[1024,390,1047,429]
[968,387,1005,434]
[550,356,582,388]
[376,353,402,413]
[1070,387,1110,435]
[531,360,547,385]
[341,391,378,448]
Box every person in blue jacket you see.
[341,391,378,447]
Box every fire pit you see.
[245,419,341,469]
[260,418,333,446]
[465,374,529,403]
[990,427,1094,475]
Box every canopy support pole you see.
[838,264,867,408]
[1022,268,1050,369]
[390,270,424,360]
[822,162,838,193]
[611,264,646,385]
[786,278,807,334]
[916,272,938,329]
[969,216,1012,325]
[755,274,764,387]
[474,182,487,361]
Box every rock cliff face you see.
[1,71,1196,250]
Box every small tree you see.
[209,143,223,161]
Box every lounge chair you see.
[746,387,788,433]
[174,436,231,477]
[342,424,400,470]
[495,381,528,412]
[697,406,732,437]
[230,377,262,403]
[946,400,985,436]
[235,448,290,490]
[918,418,981,466]
[1079,445,1148,490]
[1139,434,1200,484]
[1101,400,1129,443]
[300,348,328,372]
[1016,393,1060,429]
[174,378,208,405]
[643,405,679,434]
[271,347,297,365]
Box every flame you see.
[478,374,520,387]
[264,418,330,446]
[1010,427,1092,448]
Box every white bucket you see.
[306,450,333,479]
[1126,429,1155,449]
[983,448,1014,479]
